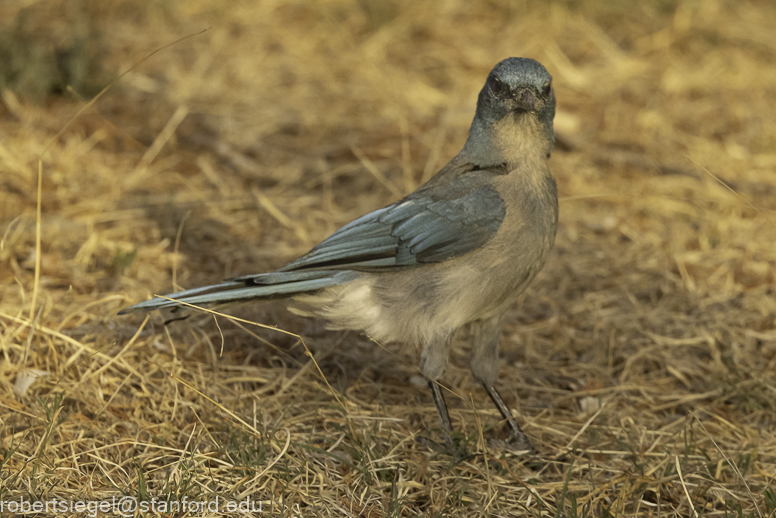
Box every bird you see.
[122,57,558,452]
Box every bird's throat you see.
[491,113,552,166]
[463,112,552,169]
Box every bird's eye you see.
[542,82,552,97]
[489,76,510,98]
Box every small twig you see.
[675,455,699,518]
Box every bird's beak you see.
[514,88,536,112]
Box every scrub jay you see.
[123,57,558,451]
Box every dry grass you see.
[2,0,776,516]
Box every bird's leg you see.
[470,315,533,451]
[481,383,532,451]
[428,379,454,448]
[420,335,454,447]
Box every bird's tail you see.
[120,270,357,314]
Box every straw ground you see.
[1,0,775,516]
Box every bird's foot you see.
[505,430,534,453]
[486,430,534,454]
[416,431,468,458]
[415,435,446,453]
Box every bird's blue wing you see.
[277,173,506,271]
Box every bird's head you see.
[476,57,555,126]
[463,57,556,165]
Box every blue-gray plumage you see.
[123,57,559,452]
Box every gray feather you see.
[121,270,357,313]
[278,174,506,272]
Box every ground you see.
[1,0,775,516]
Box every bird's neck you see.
[462,112,553,168]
